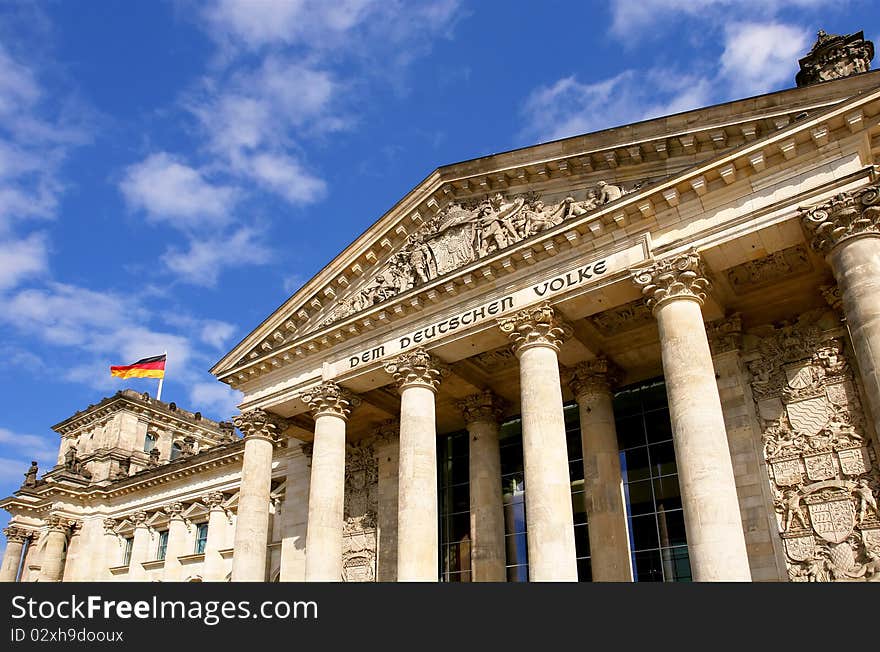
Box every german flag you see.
[110,354,166,379]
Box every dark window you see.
[157,530,168,560]
[143,433,157,453]
[170,442,182,461]
[195,523,208,554]
[122,536,133,566]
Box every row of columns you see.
[7,183,863,583]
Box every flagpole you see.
[156,350,167,401]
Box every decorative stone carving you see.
[322,180,644,327]
[470,346,517,373]
[706,313,743,356]
[795,29,874,88]
[299,382,360,420]
[232,409,288,442]
[801,184,880,254]
[62,445,92,479]
[22,461,38,488]
[497,302,572,355]
[46,514,75,534]
[372,419,399,446]
[130,511,148,527]
[567,357,621,399]
[3,526,31,544]
[384,347,447,391]
[202,492,225,510]
[747,316,880,581]
[588,299,654,336]
[632,250,710,311]
[821,284,844,316]
[115,456,131,479]
[164,502,184,519]
[342,437,379,582]
[147,448,160,467]
[457,390,508,425]
[102,518,117,534]
[726,246,811,294]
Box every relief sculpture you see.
[342,437,378,582]
[747,315,880,581]
[322,180,640,326]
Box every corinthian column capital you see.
[102,518,118,534]
[3,526,31,544]
[631,250,710,312]
[299,382,360,420]
[164,502,184,520]
[497,302,572,355]
[384,347,447,392]
[457,390,508,426]
[46,514,75,534]
[801,184,880,254]
[232,409,289,442]
[567,357,621,400]
[202,492,225,511]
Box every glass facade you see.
[438,379,692,582]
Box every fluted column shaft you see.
[1,528,29,582]
[803,186,880,439]
[301,382,357,582]
[499,304,578,581]
[633,252,751,581]
[231,410,286,582]
[38,517,71,582]
[385,348,445,581]
[570,360,633,581]
[459,391,507,581]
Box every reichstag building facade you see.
[2,29,880,583]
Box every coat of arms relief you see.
[342,437,379,582]
[747,316,880,581]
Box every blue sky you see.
[0,0,878,536]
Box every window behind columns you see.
[437,378,693,582]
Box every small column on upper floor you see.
[458,390,508,582]
[498,303,579,582]
[568,358,633,581]
[0,527,31,582]
[384,348,446,582]
[201,493,229,582]
[163,502,189,581]
[102,518,120,580]
[127,511,150,581]
[230,409,287,582]
[802,185,880,440]
[632,251,751,581]
[300,382,359,582]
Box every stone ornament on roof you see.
[321,180,640,327]
[796,29,874,87]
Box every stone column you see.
[163,502,188,581]
[38,515,72,582]
[375,420,400,582]
[1,527,30,582]
[457,390,507,582]
[61,521,84,581]
[568,358,633,581]
[299,382,358,582]
[498,303,578,581]
[230,409,287,582]
[202,493,228,582]
[279,446,311,582]
[127,511,150,581]
[384,348,446,581]
[632,251,751,581]
[102,519,120,580]
[802,184,880,439]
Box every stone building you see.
[3,29,880,582]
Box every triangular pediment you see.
[212,71,880,385]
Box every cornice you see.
[214,75,880,388]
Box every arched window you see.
[169,442,183,461]
[143,433,158,453]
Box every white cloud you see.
[0,428,59,484]
[720,22,810,95]
[283,274,305,295]
[189,382,242,418]
[200,320,236,349]
[0,232,48,290]
[164,228,273,287]
[119,152,238,229]
[248,153,327,204]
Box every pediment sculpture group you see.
[322,180,638,327]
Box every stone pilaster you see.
[279,442,310,582]
[457,390,507,582]
[568,358,633,581]
[162,502,188,581]
[632,251,751,581]
[102,518,120,579]
[201,493,228,581]
[230,409,287,582]
[38,515,73,582]
[300,382,358,582]
[384,348,446,581]
[498,303,578,581]
[0,527,30,582]
[802,184,880,442]
[374,419,399,582]
[61,520,84,581]
[127,511,150,581]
